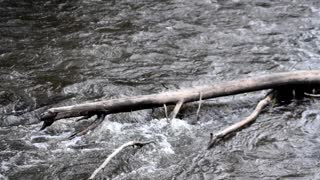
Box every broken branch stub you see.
[40,70,320,130]
[170,99,184,120]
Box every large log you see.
[40,70,320,129]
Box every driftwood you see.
[169,99,184,120]
[196,92,203,122]
[88,141,153,180]
[304,92,320,97]
[207,92,273,149]
[40,70,320,131]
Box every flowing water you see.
[1,0,320,179]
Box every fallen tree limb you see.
[88,140,153,180]
[170,99,184,120]
[304,92,320,97]
[207,92,273,149]
[196,92,203,122]
[40,70,320,129]
[163,104,168,120]
[69,114,106,139]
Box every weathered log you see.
[40,70,320,129]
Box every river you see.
[1,0,320,179]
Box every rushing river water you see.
[1,0,320,179]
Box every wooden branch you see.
[76,114,93,122]
[163,104,168,120]
[69,114,106,139]
[196,92,203,121]
[304,92,320,97]
[169,99,184,120]
[207,93,273,149]
[40,70,320,129]
[88,141,153,180]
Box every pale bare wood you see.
[196,92,203,121]
[304,92,320,97]
[163,104,168,121]
[207,94,273,149]
[40,70,320,129]
[88,141,153,180]
[169,99,184,120]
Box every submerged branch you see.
[69,114,106,139]
[196,92,203,122]
[88,141,154,180]
[207,93,273,149]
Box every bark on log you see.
[40,70,320,129]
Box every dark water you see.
[1,0,320,179]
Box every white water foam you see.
[170,118,192,133]
[157,134,175,154]
[137,118,191,155]
[0,161,10,172]
[101,120,125,134]
[0,174,8,180]
[32,142,49,150]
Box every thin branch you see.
[163,104,168,121]
[69,114,106,139]
[207,93,273,149]
[88,140,154,180]
[196,92,203,122]
[304,92,320,97]
[170,99,184,120]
